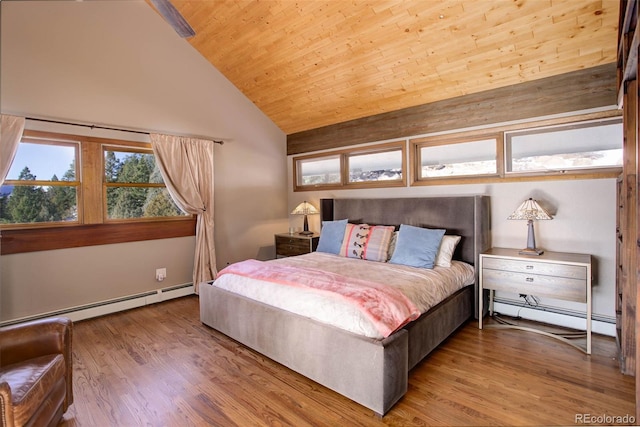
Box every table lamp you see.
[507,197,553,255]
[291,201,318,235]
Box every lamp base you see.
[519,220,544,255]
[298,230,314,236]
[519,247,544,256]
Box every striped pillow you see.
[339,223,395,262]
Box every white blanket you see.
[212,252,475,339]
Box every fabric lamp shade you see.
[507,198,553,255]
[291,201,319,235]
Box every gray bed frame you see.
[200,196,491,415]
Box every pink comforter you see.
[217,259,420,337]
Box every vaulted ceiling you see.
[164,0,619,135]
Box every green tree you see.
[5,167,46,223]
[46,172,76,221]
[141,164,183,218]
[108,153,154,219]
[104,151,120,182]
[105,152,121,214]
[119,153,153,183]
[149,162,164,184]
[143,189,182,217]
[0,190,10,223]
[58,161,77,220]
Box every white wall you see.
[0,1,288,321]
[1,237,196,321]
[288,155,618,335]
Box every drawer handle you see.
[526,277,534,282]
[526,265,534,270]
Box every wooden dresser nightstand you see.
[478,247,592,354]
[275,233,319,257]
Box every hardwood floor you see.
[60,296,635,426]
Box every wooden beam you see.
[0,219,196,255]
[287,64,618,155]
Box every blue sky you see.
[6,142,76,181]
[6,143,145,182]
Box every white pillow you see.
[435,235,461,268]
[386,231,398,261]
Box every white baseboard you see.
[492,300,616,337]
[0,283,195,327]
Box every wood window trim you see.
[410,132,503,185]
[409,110,623,186]
[293,140,406,192]
[293,152,342,192]
[345,142,407,188]
[409,168,621,187]
[292,110,622,190]
[503,116,623,175]
[1,130,196,254]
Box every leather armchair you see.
[0,317,73,427]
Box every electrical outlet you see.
[156,268,166,282]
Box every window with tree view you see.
[0,130,195,255]
[0,139,79,225]
[104,148,186,220]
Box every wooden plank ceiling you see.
[166,0,619,135]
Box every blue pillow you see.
[389,224,446,269]
[316,219,348,254]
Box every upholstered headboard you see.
[320,196,490,265]
[320,196,491,316]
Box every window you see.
[291,111,621,190]
[505,117,623,173]
[414,136,499,180]
[1,137,79,225]
[293,141,406,191]
[1,130,195,255]
[347,148,403,183]
[296,154,341,187]
[103,147,187,220]
[410,112,621,186]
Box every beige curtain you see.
[1,115,26,185]
[150,133,216,293]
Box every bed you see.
[200,196,491,415]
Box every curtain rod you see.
[25,117,224,145]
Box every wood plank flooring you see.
[60,296,635,426]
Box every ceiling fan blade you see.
[149,0,195,38]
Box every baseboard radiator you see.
[0,283,194,327]
[492,297,616,337]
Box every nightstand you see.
[478,247,592,354]
[275,233,319,257]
